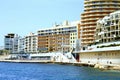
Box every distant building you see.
[4,33,20,53]
[81,0,120,46]
[37,21,80,53]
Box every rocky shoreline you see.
[94,63,120,71]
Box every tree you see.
[0,50,3,55]
[2,50,10,55]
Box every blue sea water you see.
[0,62,120,80]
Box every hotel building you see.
[4,33,20,53]
[81,0,120,46]
[38,21,80,53]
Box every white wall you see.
[80,50,120,65]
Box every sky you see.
[0,0,84,46]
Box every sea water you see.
[0,62,120,80]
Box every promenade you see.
[0,59,52,63]
[0,55,120,70]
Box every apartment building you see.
[70,32,77,48]
[81,0,120,46]
[18,37,25,53]
[4,33,20,53]
[96,10,120,43]
[38,21,80,53]
[79,11,120,65]
[24,33,38,53]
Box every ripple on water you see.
[0,62,120,80]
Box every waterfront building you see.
[80,47,120,65]
[79,10,120,65]
[24,33,38,53]
[38,21,80,53]
[80,0,120,46]
[96,10,120,43]
[77,23,81,39]
[4,33,20,53]
[18,37,25,53]
[70,32,77,48]
[70,21,81,48]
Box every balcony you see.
[85,3,120,7]
[82,26,96,28]
[83,29,95,32]
[82,41,93,44]
[85,7,120,12]
[84,22,96,25]
[83,10,115,14]
[81,18,100,22]
[82,33,94,36]
[84,0,120,5]
[82,36,94,40]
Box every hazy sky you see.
[0,0,84,46]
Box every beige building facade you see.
[80,50,120,65]
[38,21,80,53]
